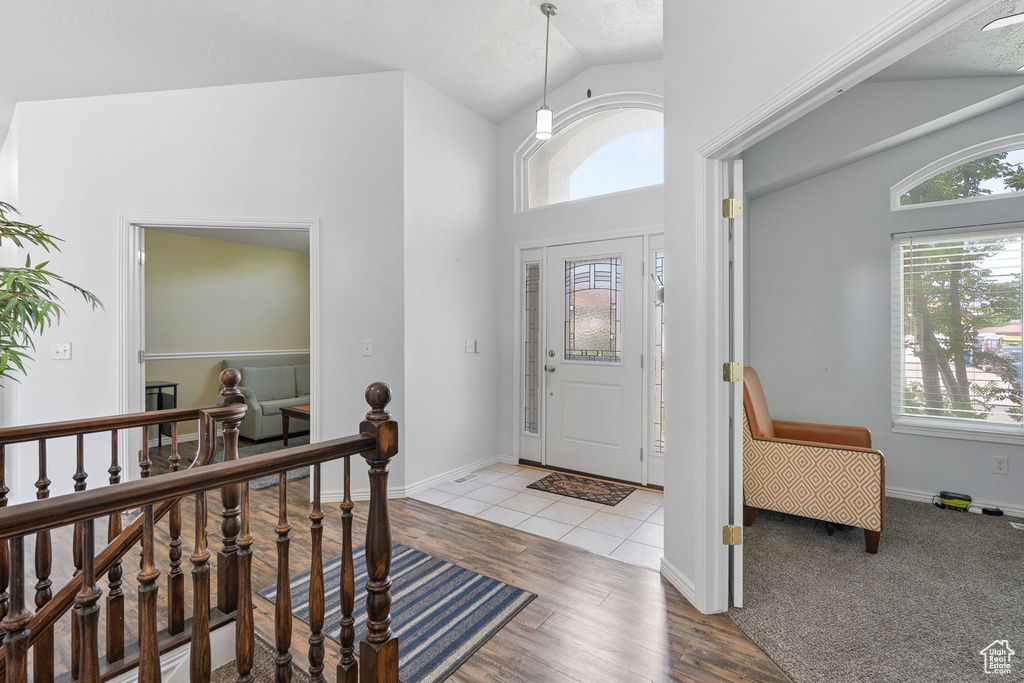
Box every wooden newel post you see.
[216,369,246,613]
[358,382,400,683]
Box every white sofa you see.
[221,355,310,441]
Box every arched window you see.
[522,104,664,210]
[892,136,1024,210]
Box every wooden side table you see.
[280,404,311,447]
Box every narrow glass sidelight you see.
[654,250,665,454]
[564,256,622,362]
[523,263,541,434]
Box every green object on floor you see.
[935,490,972,511]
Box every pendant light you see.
[535,3,558,140]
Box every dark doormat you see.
[527,472,635,505]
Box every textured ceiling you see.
[0,0,662,144]
[870,0,1024,81]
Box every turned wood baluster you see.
[358,382,400,683]
[74,519,101,683]
[138,504,161,682]
[231,419,255,683]
[190,491,212,681]
[140,428,151,479]
[34,439,54,683]
[71,434,87,680]
[0,445,9,646]
[307,463,326,683]
[217,369,245,613]
[2,537,30,682]
[167,422,185,635]
[275,471,293,682]
[337,454,357,683]
[106,430,125,664]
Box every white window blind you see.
[892,226,1023,440]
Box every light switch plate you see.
[465,339,476,353]
[51,343,72,360]
[361,340,373,356]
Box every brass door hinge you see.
[723,525,743,546]
[723,361,742,382]
[722,198,742,219]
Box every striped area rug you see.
[258,542,535,683]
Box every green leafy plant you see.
[0,202,101,381]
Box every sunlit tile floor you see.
[409,463,664,570]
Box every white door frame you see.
[512,225,664,486]
[685,0,998,614]
[118,214,321,483]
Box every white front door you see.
[544,237,644,483]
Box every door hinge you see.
[641,260,645,277]
[723,361,742,382]
[723,525,743,546]
[641,354,644,369]
[137,250,146,265]
[722,198,742,219]
[138,350,146,364]
[640,446,643,461]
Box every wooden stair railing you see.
[0,373,247,680]
[0,374,400,683]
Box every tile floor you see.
[409,463,664,570]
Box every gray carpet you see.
[213,434,311,490]
[211,634,311,682]
[731,498,1024,683]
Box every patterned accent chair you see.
[743,367,886,553]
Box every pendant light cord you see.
[543,11,551,106]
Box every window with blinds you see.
[892,226,1023,439]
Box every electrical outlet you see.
[51,343,71,360]
[361,340,373,356]
[465,339,477,353]
[993,456,1009,475]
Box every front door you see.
[544,237,644,482]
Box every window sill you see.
[891,418,1024,446]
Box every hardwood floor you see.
[32,456,789,682]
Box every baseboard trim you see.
[147,432,202,448]
[323,453,518,504]
[887,485,1024,519]
[660,557,697,608]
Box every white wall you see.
[662,0,972,612]
[9,73,407,501]
[746,96,1024,512]
[496,60,665,459]
[0,111,20,446]
[402,73,502,486]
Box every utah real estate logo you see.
[980,640,1015,675]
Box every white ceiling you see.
[145,226,309,255]
[870,0,1024,81]
[0,1,662,145]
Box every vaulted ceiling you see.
[0,1,663,145]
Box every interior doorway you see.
[517,231,663,487]
[119,216,319,482]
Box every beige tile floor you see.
[409,463,664,570]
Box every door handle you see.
[544,365,556,373]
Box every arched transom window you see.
[526,107,664,209]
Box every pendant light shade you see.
[535,4,558,141]
[536,106,553,140]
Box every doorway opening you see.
[119,216,319,483]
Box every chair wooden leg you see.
[743,506,760,527]
[864,529,880,554]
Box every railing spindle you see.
[0,445,9,646]
[71,434,87,681]
[34,439,54,683]
[275,471,293,681]
[168,423,184,635]
[308,463,326,683]
[106,430,125,664]
[2,537,30,682]
[337,455,357,683]
[140,428,151,479]
[190,491,211,681]
[138,505,161,682]
[233,418,255,683]
[217,370,245,613]
[359,383,400,683]
[74,520,101,682]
